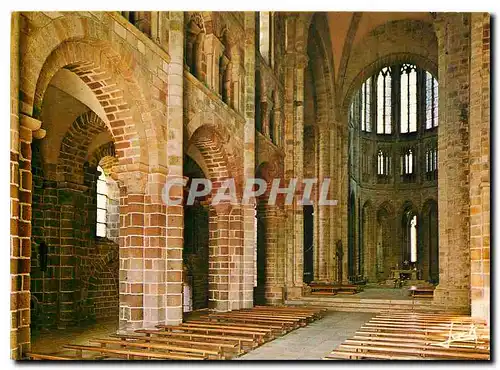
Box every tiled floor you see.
[237,311,374,360]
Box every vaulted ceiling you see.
[326,12,435,77]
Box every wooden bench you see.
[324,348,422,360]
[337,342,489,360]
[183,321,278,337]
[136,329,256,352]
[208,313,300,329]
[356,330,490,345]
[195,318,286,335]
[350,335,490,353]
[376,313,486,324]
[111,333,240,357]
[213,312,305,325]
[89,338,221,359]
[156,324,269,343]
[309,283,339,295]
[409,287,435,298]
[206,315,292,331]
[63,344,206,360]
[25,353,74,360]
[253,305,327,318]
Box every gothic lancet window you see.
[360,77,372,132]
[259,12,272,65]
[377,67,392,134]
[96,166,107,237]
[400,64,417,134]
[425,71,439,129]
[377,150,391,176]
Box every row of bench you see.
[309,283,363,296]
[26,305,327,360]
[324,312,490,360]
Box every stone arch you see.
[57,111,109,184]
[21,15,165,169]
[340,19,438,117]
[186,120,241,198]
[88,141,118,175]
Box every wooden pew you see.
[376,313,487,324]
[337,342,489,360]
[205,315,291,332]
[356,330,490,346]
[351,334,490,353]
[182,321,277,338]
[253,305,327,318]
[89,338,221,359]
[136,329,256,352]
[111,333,240,357]
[207,313,299,329]
[63,344,206,360]
[408,287,434,299]
[211,312,305,326]
[195,318,286,335]
[324,348,422,360]
[362,322,490,333]
[155,324,269,343]
[25,353,74,360]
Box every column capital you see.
[20,113,42,131]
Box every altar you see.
[391,268,418,280]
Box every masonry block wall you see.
[10,11,492,359]
[469,13,490,324]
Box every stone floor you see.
[30,311,374,360]
[31,319,118,355]
[238,311,374,360]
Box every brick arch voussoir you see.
[58,111,109,183]
[189,124,242,202]
[31,39,155,167]
[88,141,119,175]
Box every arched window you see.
[96,166,107,237]
[425,146,438,181]
[377,149,392,183]
[360,77,372,132]
[425,71,439,129]
[401,149,414,175]
[259,12,272,65]
[410,215,418,263]
[377,67,392,134]
[400,64,417,134]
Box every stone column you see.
[317,125,330,280]
[261,205,284,304]
[165,11,184,325]
[117,170,147,332]
[208,204,231,311]
[11,107,42,358]
[469,12,490,324]
[433,13,471,311]
[241,11,256,309]
[204,34,224,94]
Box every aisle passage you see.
[238,312,373,360]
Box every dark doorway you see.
[303,205,314,283]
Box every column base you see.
[432,285,470,314]
[265,285,284,305]
[285,285,304,300]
